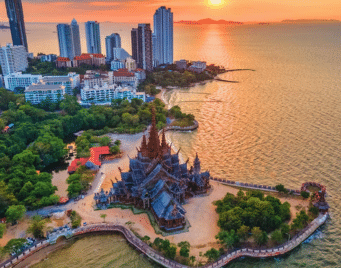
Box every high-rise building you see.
[5,0,28,51]
[57,19,81,60]
[0,44,28,76]
[131,24,153,72]
[85,21,101,54]
[153,6,173,66]
[71,19,82,57]
[105,33,121,62]
[57,24,74,60]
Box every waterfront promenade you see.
[1,212,328,268]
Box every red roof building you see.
[88,146,110,166]
[68,157,90,173]
[73,53,105,67]
[68,146,110,173]
[56,57,72,68]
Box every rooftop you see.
[88,146,110,166]
[56,57,71,62]
[25,84,65,92]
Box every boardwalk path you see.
[1,213,328,268]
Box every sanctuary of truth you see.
[94,107,211,231]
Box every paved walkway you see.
[1,213,328,268]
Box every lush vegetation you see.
[211,189,319,258]
[70,210,82,228]
[24,58,109,76]
[139,62,226,95]
[152,238,196,265]
[75,132,121,158]
[216,190,291,234]
[0,85,184,218]
[26,215,49,239]
[168,105,195,127]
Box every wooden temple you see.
[94,107,211,231]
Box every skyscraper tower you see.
[131,24,153,71]
[57,24,74,60]
[105,33,121,62]
[5,0,28,51]
[85,21,101,54]
[71,19,82,57]
[57,19,81,60]
[153,6,173,66]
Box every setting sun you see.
[209,0,224,6]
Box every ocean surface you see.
[1,22,341,267]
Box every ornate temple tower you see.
[147,106,160,159]
[193,153,201,175]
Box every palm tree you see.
[100,214,107,223]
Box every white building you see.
[189,61,206,73]
[134,69,146,82]
[111,60,125,71]
[81,70,113,88]
[25,84,65,104]
[113,69,138,87]
[0,44,28,76]
[41,72,80,95]
[81,84,145,104]
[4,72,42,91]
[125,57,136,71]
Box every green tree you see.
[178,241,190,258]
[99,136,111,147]
[275,184,288,194]
[0,223,6,238]
[237,225,250,242]
[204,248,220,262]
[3,238,26,254]
[60,95,81,115]
[216,230,239,249]
[100,214,107,223]
[300,191,310,199]
[251,227,262,244]
[0,181,17,218]
[31,133,67,167]
[281,223,290,239]
[165,245,177,259]
[6,205,26,224]
[26,215,48,239]
[270,229,283,245]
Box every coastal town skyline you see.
[0,0,341,23]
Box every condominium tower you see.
[57,19,81,60]
[71,19,82,56]
[4,0,28,51]
[0,44,28,76]
[153,6,173,66]
[131,24,153,72]
[105,33,121,62]
[85,21,101,54]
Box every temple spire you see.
[147,105,160,159]
[141,134,147,151]
[193,153,201,175]
[161,128,167,150]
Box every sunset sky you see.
[0,0,340,23]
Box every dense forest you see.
[0,88,181,218]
